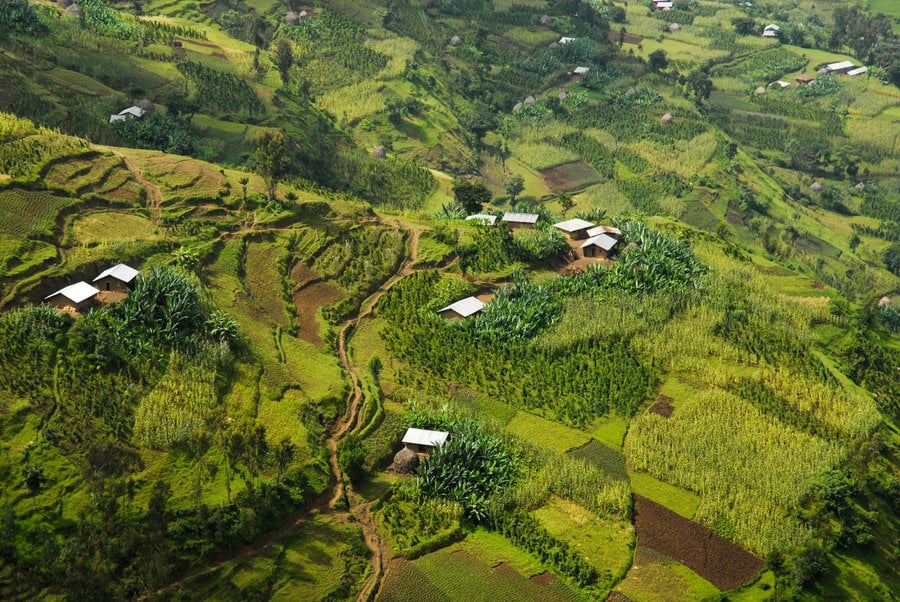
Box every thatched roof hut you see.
[65,3,83,16]
[559,91,568,100]
[57,0,74,8]
[854,182,865,192]
[393,447,420,474]
[372,145,386,159]
[660,113,673,124]
[810,181,824,193]
[523,95,536,105]
[137,99,155,112]
[513,102,523,112]
[540,15,552,26]
[450,35,462,46]
[548,42,559,49]
[669,23,681,32]
[285,11,300,25]
[755,86,767,95]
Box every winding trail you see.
[109,150,164,223]
[328,226,420,601]
[143,222,421,601]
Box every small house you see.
[846,66,867,76]
[501,212,540,230]
[438,296,485,320]
[559,36,576,45]
[466,213,497,226]
[586,225,622,238]
[402,427,449,454]
[825,61,855,74]
[654,2,673,9]
[795,75,815,85]
[573,66,590,75]
[93,263,139,293]
[109,106,146,124]
[770,80,791,89]
[553,218,595,240]
[762,24,780,38]
[44,281,100,312]
[580,233,618,259]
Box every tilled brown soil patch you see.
[633,495,763,590]
[293,281,343,346]
[648,394,674,418]
[605,591,633,602]
[530,570,557,586]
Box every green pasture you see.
[614,547,720,602]
[534,497,634,585]
[176,513,368,600]
[70,211,158,245]
[506,410,591,453]
[629,472,701,520]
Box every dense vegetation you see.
[0,0,897,599]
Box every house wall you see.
[583,246,608,259]
[439,309,463,321]
[94,276,130,293]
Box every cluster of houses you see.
[437,215,624,320]
[464,212,622,258]
[44,263,139,313]
[791,60,868,87]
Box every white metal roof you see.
[580,233,619,251]
[553,218,594,232]
[559,36,575,44]
[655,2,673,7]
[846,66,867,76]
[502,212,540,224]
[118,106,146,118]
[826,61,855,71]
[465,213,497,225]
[586,225,622,237]
[45,281,100,304]
[764,24,780,31]
[761,30,777,37]
[93,263,139,284]
[402,428,449,447]
[574,66,590,75]
[439,296,485,318]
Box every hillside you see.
[0,0,898,600]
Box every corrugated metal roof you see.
[439,296,485,317]
[586,225,622,237]
[559,36,575,44]
[581,233,618,251]
[93,263,139,284]
[118,106,145,118]
[466,213,497,225]
[502,212,540,224]
[574,66,590,75]
[402,428,449,447]
[45,281,100,304]
[554,218,594,232]
[846,66,867,76]
[826,61,855,71]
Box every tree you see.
[22,461,46,498]
[337,434,367,484]
[685,70,712,102]
[883,242,900,276]
[731,17,756,36]
[275,38,293,85]
[252,129,288,202]
[0,0,47,38]
[609,6,626,23]
[504,174,525,203]
[557,192,574,213]
[272,437,297,481]
[648,49,668,72]
[454,180,492,213]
